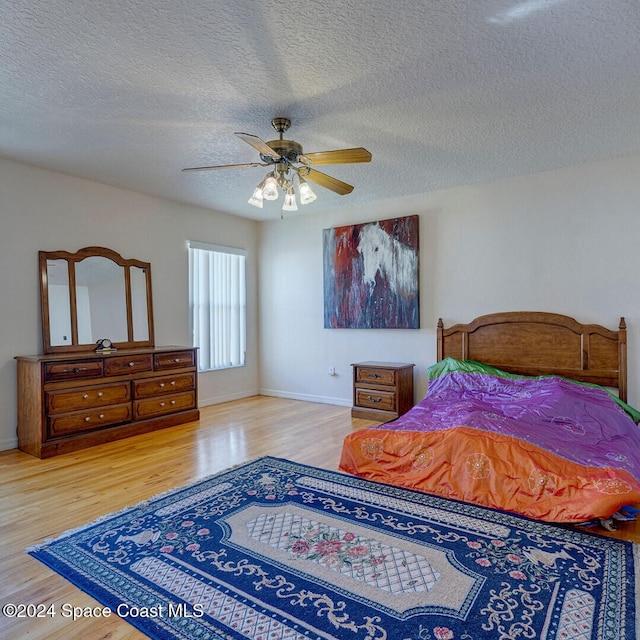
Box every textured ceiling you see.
[2,0,640,220]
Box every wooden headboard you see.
[437,311,627,402]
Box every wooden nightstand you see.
[351,362,414,421]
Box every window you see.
[188,241,246,371]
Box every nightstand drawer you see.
[355,366,396,386]
[355,388,396,412]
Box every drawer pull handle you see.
[69,367,87,373]
[160,402,165,407]
[170,400,176,405]
[367,395,382,403]
[84,416,91,422]
[367,373,381,378]
[83,394,89,399]
[98,414,105,419]
[170,381,176,385]
[159,383,165,388]
[97,392,103,397]
[173,358,181,363]
[128,361,136,367]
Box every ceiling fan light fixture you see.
[183,118,371,215]
[298,177,317,205]
[282,188,298,212]
[262,174,279,200]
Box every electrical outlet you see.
[328,366,336,376]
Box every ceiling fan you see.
[182,117,372,212]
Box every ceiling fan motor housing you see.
[262,139,303,164]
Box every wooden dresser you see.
[16,346,199,458]
[351,361,414,421]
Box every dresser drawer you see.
[104,353,153,376]
[355,366,396,386]
[133,373,195,399]
[133,391,196,419]
[355,388,397,412]
[154,350,196,371]
[44,359,103,382]
[47,403,132,438]
[46,382,131,413]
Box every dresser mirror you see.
[40,246,154,354]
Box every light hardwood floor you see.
[1,396,638,639]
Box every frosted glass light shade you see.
[282,191,298,211]
[298,179,317,204]
[262,175,279,200]
[248,187,264,208]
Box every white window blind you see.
[188,241,246,371]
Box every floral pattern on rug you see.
[245,510,442,593]
[29,457,638,640]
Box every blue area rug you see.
[29,456,639,639]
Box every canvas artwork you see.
[323,215,419,329]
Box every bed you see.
[339,311,640,524]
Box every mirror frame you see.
[39,246,155,354]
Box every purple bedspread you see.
[392,369,640,476]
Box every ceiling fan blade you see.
[299,147,371,165]
[303,168,354,195]
[235,132,281,160]
[182,162,264,172]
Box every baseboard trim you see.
[1,436,19,452]
[198,389,261,407]
[259,389,351,407]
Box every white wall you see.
[0,157,259,451]
[258,154,640,407]
[3,152,640,453]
